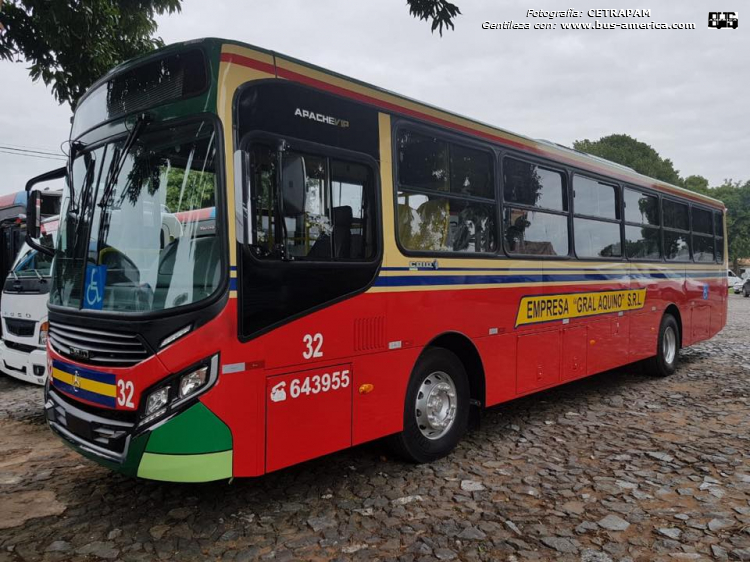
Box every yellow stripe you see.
[222,43,275,64]
[269,52,721,208]
[377,267,724,276]
[379,256,723,271]
[218,45,277,269]
[378,113,398,267]
[223,43,722,208]
[276,58,533,149]
[52,368,116,397]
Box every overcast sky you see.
[0,0,747,195]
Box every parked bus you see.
[0,218,58,385]
[27,39,727,483]
[0,189,60,341]
[0,191,30,296]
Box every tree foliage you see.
[0,0,181,109]
[573,134,682,185]
[165,167,215,213]
[712,180,750,272]
[681,174,710,196]
[407,0,461,35]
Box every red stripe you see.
[220,52,276,76]
[276,65,533,154]
[223,53,722,209]
[0,193,17,207]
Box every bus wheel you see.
[389,347,469,463]
[645,314,680,377]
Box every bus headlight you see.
[179,366,208,399]
[138,354,219,427]
[145,387,170,416]
[39,321,49,346]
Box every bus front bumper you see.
[0,340,47,385]
[45,386,233,482]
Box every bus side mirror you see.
[26,190,42,240]
[25,167,65,257]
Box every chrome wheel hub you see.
[663,326,677,365]
[415,371,457,440]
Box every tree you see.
[407,0,461,35]
[0,0,181,109]
[713,180,750,272]
[681,174,710,196]
[573,134,682,185]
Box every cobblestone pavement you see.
[1,297,749,562]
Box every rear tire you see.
[389,347,469,463]
[743,285,749,297]
[644,314,680,377]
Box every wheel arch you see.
[423,331,486,407]
[664,303,683,347]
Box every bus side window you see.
[502,157,569,257]
[249,145,376,261]
[396,129,496,255]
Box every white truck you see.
[0,219,57,385]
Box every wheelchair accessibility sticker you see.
[83,264,107,310]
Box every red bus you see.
[28,39,727,482]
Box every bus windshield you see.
[12,238,55,279]
[52,119,222,313]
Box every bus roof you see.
[0,190,27,210]
[87,38,726,210]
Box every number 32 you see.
[302,333,324,359]
[117,380,135,408]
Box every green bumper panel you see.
[137,450,232,482]
[145,402,232,454]
[136,402,233,482]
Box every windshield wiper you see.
[98,113,150,209]
[67,141,86,214]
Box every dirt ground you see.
[0,296,748,562]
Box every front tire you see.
[743,285,749,298]
[645,314,680,377]
[389,347,469,463]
